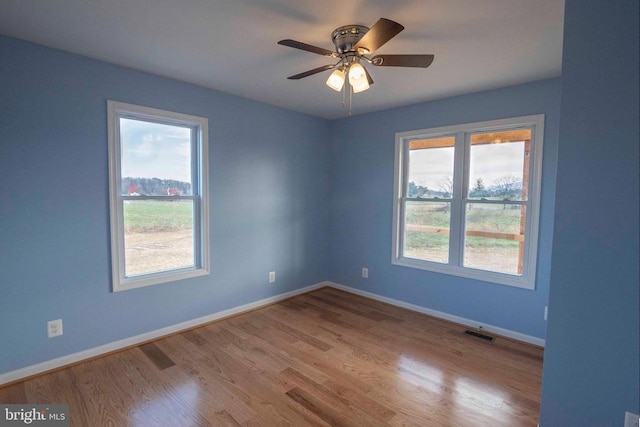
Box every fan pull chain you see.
[342,80,346,108]
[349,85,353,116]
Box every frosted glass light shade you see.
[326,69,346,91]
[348,63,370,93]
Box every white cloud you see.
[120,118,192,182]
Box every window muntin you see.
[393,116,544,289]
[108,101,209,291]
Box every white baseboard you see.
[0,282,327,386]
[325,282,546,348]
[0,280,543,386]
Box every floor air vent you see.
[464,329,495,342]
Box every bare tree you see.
[437,176,454,198]
[493,175,521,200]
[493,175,522,209]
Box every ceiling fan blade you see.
[371,54,435,68]
[353,18,404,53]
[278,39,337,57]
[287,64,336,80]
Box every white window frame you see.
[107,100,210,292]
[392,115,544,290]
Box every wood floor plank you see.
[251,311,333,352]
[0,381,26,403]
[306,290,544,401]
[286,386,361,427]
[154,335,257,424]
[281,367,392,425]
[164,329,329,426]
[139,342,176,370]
[0,287,544,426]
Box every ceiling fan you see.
[278,18,434,95]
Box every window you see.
[108,101,209,292]
[392,115,544,289]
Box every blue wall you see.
[328,79,561,339]
[539,0,640,425]
[0,36,331,374]
[2,3,638,423]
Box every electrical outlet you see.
[362,267,368,278]
[47,319,63,338]
[625,412,640,427]
[269,271,275,283]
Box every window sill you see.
[392,257,535,290]
[113,267,210,292]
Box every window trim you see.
[392,115,544,290]
[107,100,210,292]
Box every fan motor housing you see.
[331,25,369,54]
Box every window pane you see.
[408,136,455,198]
[468,129,531,201]
[403,201,450,263]
[463,203,526,275]
[123,199,195,276]
[120,118,193,196]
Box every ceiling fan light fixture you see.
[279,17,434,108]
[326,68,346,92]
[348,63,370,93]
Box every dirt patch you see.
[124,229,194,276]
[405,246,520,275]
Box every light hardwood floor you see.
[0,287,544,426]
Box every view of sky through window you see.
[408,139,525,192]
[469,141,525,194]
[120,118,192,183]
[408,146,454,194]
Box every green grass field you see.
[123,200,193,232]
[403,201,524,274]
[404,201,522,250]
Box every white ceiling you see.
[0,0,564,119]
